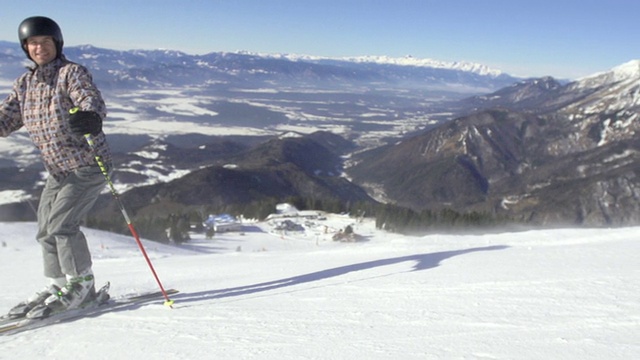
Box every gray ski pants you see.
[36,165,106,279]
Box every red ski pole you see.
[73,108,174,308]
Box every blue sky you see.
[1,0,638,79]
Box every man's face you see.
[25,35,57,65]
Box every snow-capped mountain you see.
[463,59,640,149]
[561,60,640,119]
[243,51,504,77]
[0,41,518,94]
[577,59,640,84]
[348,59,640,226]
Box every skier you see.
[0,16,111,318]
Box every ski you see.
[0,283,178,335]
[0,282,110,328]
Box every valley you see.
[1,42,639,228]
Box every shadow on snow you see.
[173,245,509,305]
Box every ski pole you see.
[71,108,175,308]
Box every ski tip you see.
[164,299,175,308]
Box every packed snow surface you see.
[0,217,638,359]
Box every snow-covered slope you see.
[0,216,638,359]
[565,59,640,113]
[577,59,640,84]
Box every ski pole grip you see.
[68,107,93,140]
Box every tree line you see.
[86,195,514,243]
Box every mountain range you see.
[350,61,640,226]
[0,41,638,228]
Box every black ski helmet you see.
[18,16,64,60]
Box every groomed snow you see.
[0,217,638,359]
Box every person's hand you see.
[68,109,102,136]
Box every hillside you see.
[348,61,640,226]
[85,132,374,237]
[0,218,638,359]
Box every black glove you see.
[68,110,102,136]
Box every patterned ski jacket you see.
[0,55,111,181]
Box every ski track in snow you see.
[0,218,638,360]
